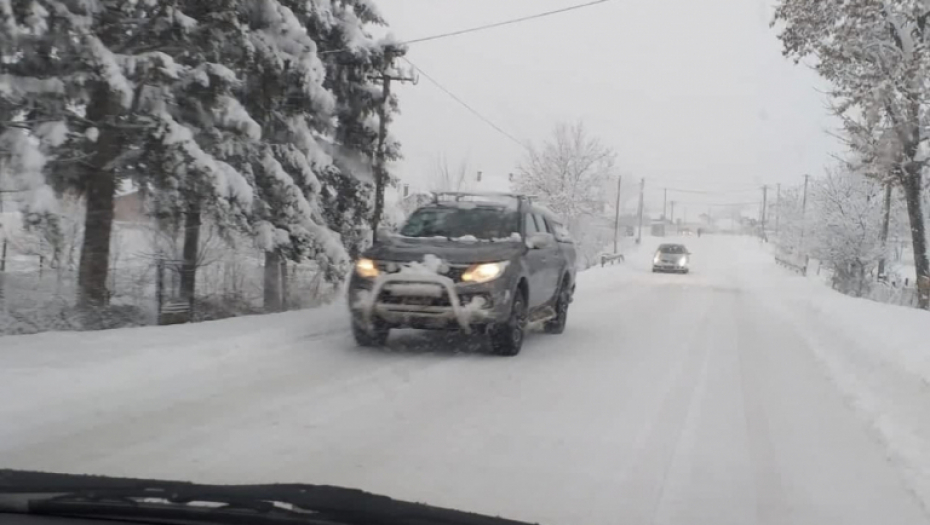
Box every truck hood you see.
[364,236,524,264]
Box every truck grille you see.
[376,262,469,282]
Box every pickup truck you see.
[347,192,577,356]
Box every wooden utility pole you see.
[760,185,768,240]
[372,49,414,244]
[878,182,893,278]
[0,191,5,309]
[613,175,622,253]
[798,174,810,254]
[774,183,781,237]
[636,177,645,244]
[663,188,668,221]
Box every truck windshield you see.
[400,207,519,240]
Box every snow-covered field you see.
[2,235,929,524]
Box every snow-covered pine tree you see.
[307,0,405,259]
[774,0,930,308]
[1,0,251,313]
[2,0,141,310]
[231,0,351,312]
[134,0,262,311]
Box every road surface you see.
[2,236,928,525]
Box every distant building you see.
[113,191,146,223]
[398,191,433,217]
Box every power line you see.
[403,0,613,46]
[672,201,762,207]
[319,0,613,55]
[663,187,760,195]
[648,177,762,189]
[401,56,527,150]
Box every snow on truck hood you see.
[363,235,524,264]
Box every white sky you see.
[376,0,841,217]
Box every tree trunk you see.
[77,85,123,309]
[280,256,289,311]
[179,202,201,319]
[263,250,282,313]
[901,168,930,309]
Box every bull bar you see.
[362,273,476,334]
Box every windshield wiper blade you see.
[0,470,537,525]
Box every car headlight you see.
[654,254,661,264]
[462,261,509,283]
[355,258,379,278]
[679,256,688,265]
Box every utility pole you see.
[0,191,6,310]
[798,174,810,254]
[878,182,893,278]
[636,177,645,244]
[663,188,668,221]
[0,190,6,273]
[613,174,623,253]
[774,183,781,237]
[669,201,675,224]
[760,185,768,240]
[372,49,414,243]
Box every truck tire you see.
[544,282,570,334]
[352,319,389,347]
[490,292,527,356]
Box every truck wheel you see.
[544,283,570,334]
[352,319,389,347]
[490,292,527,356]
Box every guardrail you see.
[159,300,191,325]
[600,253,625,267]
[774,255,808,276]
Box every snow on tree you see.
[1,0,383,319]
[1,0,265,315]
[228,0,356,312]
[773,185,807,256]
[513,121,617,263]
[808,167,889,296]
[773,0,930,308]
[514,122,616,221]
[309,0,405,259]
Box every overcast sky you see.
[375,0,841,216]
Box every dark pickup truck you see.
[347,192,577,356]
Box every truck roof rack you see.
[431,191,533,208]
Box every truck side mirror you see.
[526,232,554,249]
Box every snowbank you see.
[748,244,930,511]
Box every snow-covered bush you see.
[807,169,889,297]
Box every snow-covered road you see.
[3,236,929,525]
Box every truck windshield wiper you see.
[0,470,537,525]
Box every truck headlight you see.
[462,261,509,283]
[355,258,379,278]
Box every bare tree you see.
[513,121,618,265]
[430,154,472,193]
[774,0,930,308]
[809,167,888,296]
[514,121,616,222]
